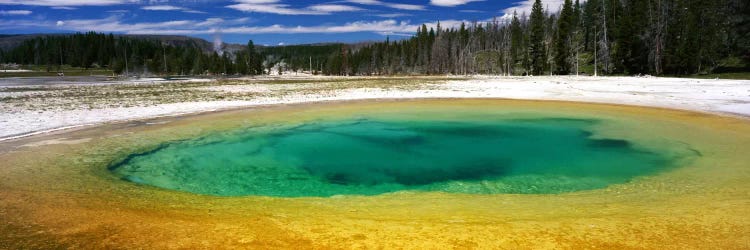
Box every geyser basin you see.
[110,113,688,197]
[2,99,748,248]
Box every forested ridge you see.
[1,0,747,76]
[0,32,263,76]
[336,0,748,76]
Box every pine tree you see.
[529,0,546,75]
[510,11,524,75]
[554,0,575,74]
[246,40,263,75]
[615,0,648,74]
[571,0,583,75]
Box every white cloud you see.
[386,3,424,10]
[501,0,577,18]
[232,17,251,23]
[377,31,413,37]
[222,20,419,34]
[308,4,362,12]
[44,15,470,36]
[0,10,31,15]
[227,0,363,15]
[142,5,180,10]
[227,3,322,15]
[0,19,53,29]
[219,19,470,35]
[372,13,411,18]
[430,0,484,7]
[51,6,77,10]
[176,10,205,14]
[233,0,277,3]
[1,6,486,39]
[141,5,206,14]
[196,18,224,27]
[346,0,425,11]
[53,16,197,34]
[193,17,250,27]
[0,0,135,6]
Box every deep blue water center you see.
[111,116,683,197]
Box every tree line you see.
[1,0,747,77]
[0,32,263,76]
[324,0,748,76]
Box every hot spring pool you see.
[3,99,748,248]
[109,111,692,197]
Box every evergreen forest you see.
[1,0,747,77]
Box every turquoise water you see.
[110,115,688,197]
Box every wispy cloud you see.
[377,31,413,37]
[372,13,411,18]
[346,0,425,11]
[459,9,484,13]
[221,20,419,34]
[227,0,363,15]
[51,16,195,34]
[501,0,573,18]
[51,6,77,10]
[430,0,484,7]
[141,5,206,14]
[231,17,251,24]
[308,4,362,12]
[42,15,470,36]
[196,17,224,27]
[0,10,32,15]
[194,17,252,27]
[0,0,136,6]
[0,19,53,28]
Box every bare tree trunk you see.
[124,46,129,77]
[601,0,610,73]
[654,0,665,75]
[594,28,598,76]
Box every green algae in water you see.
[110,116,690,197]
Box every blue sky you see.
[0,0,567,45]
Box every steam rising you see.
[212,30,223,55]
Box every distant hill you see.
[0,34,239,53]
[0,32,384,75]
[0,33,379,54]
[0,34,67,51]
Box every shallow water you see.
[111,114,686,197]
